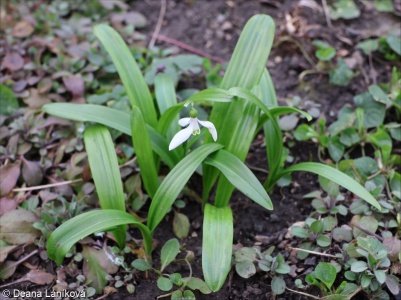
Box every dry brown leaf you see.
[24,269,55,285]
[12,20,34,37]
[0,245,19,263]
[0,161,21,196]
[0,209,40,245]
[22,158,43,186]
[0,260,18,279]
[1,52,24,71]
[23,89,51,108]
[0,197,19,216]
[62,75,84,97]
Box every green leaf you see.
[329,0,360,20]
[47,210,152,265]
[42,103,180,169]
[312,40,336,61]
[369,84,390,105]
[374,269,386,284]
[328,136,345,162]
[203,15,275,203]
[291,226,309,238]
[157,277,173,291]
[82,246,113,293]
[147,143,223,232]
[173,211,190,239]
[94,24,157,127]
[235,261,256,278]
[160,238,180,272]
[204,149,273,210]
[387,34,401,56]
[310,220,324,234]
[183,290,196,299]
[354,92,386,129]
[330,59,354,86]
[317,235,332,248]
[356,39,379,55]
[374,0,394,12]
[182,277,212,294]
[0,85,19,115]
[315,262,337,289]
[277,162,381,209]
[154,74,179,140]
[353,216,378,238]
[84,125,126,246]
[131,258,151,271]
[350,261,368,272]
[271,276,286,295]
[202,204,233,292]
[130,107,159,198]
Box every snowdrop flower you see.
[169,108,217,151]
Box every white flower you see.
[169,116,217,151]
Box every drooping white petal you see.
[197,119,218,141]
[169,125,193,150]
[190,118,200,135]
[178,117,191,127]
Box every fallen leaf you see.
[63,75,84,97]
[13,20,34,37]
[38,190,58,204]
[383,237,401,261]
[22,158,43,186]
[23,89,51,108]
[0,209,40,244]
[1,52,24,71]
[0,197,19,216]
[0,260,17,279]
[0,245,18,263]
[0,161,21,196]
[25,269,55,285]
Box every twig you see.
[153,34,226,64]
[148,0,167,50]
[12,179,82,192]
[288,247,337,258]
[246,164,269,174]
[0,249,39,289]
[350,221,384,241]
[286,287,320,299]
[321,0,333,28]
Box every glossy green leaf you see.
[147,144,223,232]
[204,150,273,210]
[278,162,380,209]
[94,24,157,127]
[155,74,179,140]
[131,107,159,198]
[47,210,152,265]
[202,204,233,292]
[314,262,337,289]
[203,15,275,202]
[84,125,126,246]
[42,103,179,169]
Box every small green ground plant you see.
[42,15,381,295]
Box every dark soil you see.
[2,0,400,299]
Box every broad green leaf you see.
[155,74,179,140]
[315,262,337,289]
[329,59,354,86]
[374,0,394,12]
[147,144,223,232]
[131,107,159,198]
[354,92,386,128]
[271,276,286,295]
[84,125,126,246]
[277,162,380,209]
[94,24,157,127]
[350,261,368,272]
[387,34,401,56]
[181,277,212,294]
[202,204,233,292]
[353,216,378,238]
[369,84,390,105]
[235,261,256,278]
[328,136,345,162]
[329,0,360,20]
[42,103,179,168]
[160,238,180,272]
[203,15,275,202]
[204,149,273,210]
[131,258,151,271]
[157,277,173,291]
[173,211,190,238]
[47,210,152,265]
[312,40,336,61]
[356,39,379,55]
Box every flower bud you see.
[189,107,198,118]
